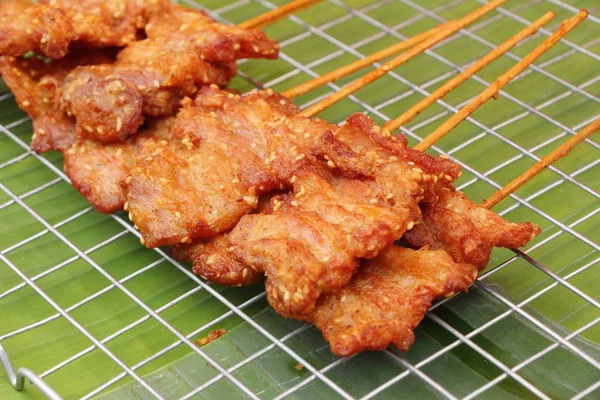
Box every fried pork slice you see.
[171,233,263,287]
[0,51,110,152]
[60,41,235,142]
[0,3,75,59]
[63,117,174,213]
[0,0,170,58]
[403,187,541,269]
[229,167,409,317]
[145,7,279,62]
[171,193,277,286]
[41,0,171,48]
[124,100,276,248]
[175,93,462,315]
[311,246,478,356]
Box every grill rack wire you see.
[0,0,599,399]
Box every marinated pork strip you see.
[145,6,280,62]
[310,246,478,356]
[403,186,541,269]
[0,51,111,152]
[228,115,460,317]
[63,116,174,213]
[123,97,278,248]
[60,43,235,142]
[60,7,278,142]
[0,0,170,59]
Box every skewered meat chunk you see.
[60,5,278,142]
[0,0,171,59]
[124,98,277,248]
[162,88,461,311]
[60,42,236,142]
[229,168,409,318]
[41,0,171,47]
[311,246,478,356]
[403,186,541,269]
[0,51,111,152]
[124,86,300,247]
[0,3,75,59]
[145,6,280,62]
[63,117,174,213]
[228,114,461,317]
[171,233,263,287]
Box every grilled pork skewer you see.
[0,0,322,149]
[312,115,599,356]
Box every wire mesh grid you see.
[0,0,598,399]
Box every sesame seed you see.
[408,161,415,166]
[407,221,415,230]
[327,160,336,168]
[444,174,453,181]
[412,168,423,174]
[386,193,394,199]
[242,268,248,278]
[291,201,299,207]
[116,118,122,132]
[140,237,145,245]
[243,195,257,204]
[233,43,241,51]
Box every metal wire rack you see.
[0,0,599,399]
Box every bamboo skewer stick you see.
[482,117,600,209]
[413,10,589,152]
[282,22,452,98]
[239,0,323,30]
[385,11,556,132]
[297,0,511,117]
[284,0,510,99]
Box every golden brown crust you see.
[311,246,478,356]
[60,39,236,142]
[124,100,277,248]
[0,0,171,59]
[0,3,75,58]
[63,117,174,213]
[0,52,110,152]
[171,234,263,287]
[145,6,279,62]
[403,187,541,269]
[228,112,456,317]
